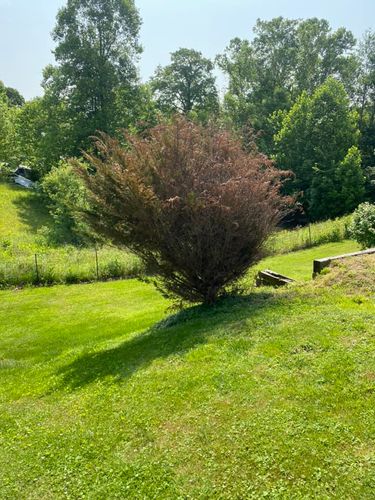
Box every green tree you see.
[151,48,219,118]
[15,93,74,175]
[336,147,366,213]
[0,89,19,166]
[356,30,375,131]
[218,17,357,152]
[310,147,365,220]
[0,92,11,164]
[47,0,142,152]
[40,161,92,244]
[274,78,362,219]
[0,81,25,107]
[5,87,25,107]
[355,30,375,199]
[114,82,160,134]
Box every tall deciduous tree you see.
[355,30,375,199]
[310,147,365,220]
[15,94,74,175]
[274,78,364,219]
[151,48,219,119]
[356,30,375,129]
[48,0,142,152]
[217,17,357,152]
[0,89,19,166]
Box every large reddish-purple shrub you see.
[78,118,289,304]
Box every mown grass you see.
[0,254,374,498]
[254,240,360,281]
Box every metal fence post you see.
[34,254,40,282]
[95,247,99,280]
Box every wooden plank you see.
[313,248,375,277]
[256,270,294,288]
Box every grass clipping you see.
[315,254,375,294]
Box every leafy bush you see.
[349,202,375,248]
[39,161,93,245]
[78,117,290,304]
[0,162,13,181]
[101,259,127,280]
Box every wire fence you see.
[266,216,352,256]
[0,217,352,289]
[0,247,144,288]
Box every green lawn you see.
[255,240,360,281]
[0,252,374,498]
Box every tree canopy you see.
[151,48,219,118]
[47,0,142,152]
[356,29,375,183]
[217,17,357,151]
[274,77,364,219]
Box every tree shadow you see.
[9,183,52,234]
[56,291,282,391]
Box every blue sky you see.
[0,0,374,100]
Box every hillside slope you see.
[0,257,374,498]
[0,181,50,251]
[0,182,143,285]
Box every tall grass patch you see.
[0,246,144,288]
[267,216,351,255]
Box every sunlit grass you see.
[0,182,144,287]
[254,240,360,281]
[267,215,352,255]
[0,257,374,498]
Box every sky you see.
[0,0,374,100]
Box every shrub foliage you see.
[350,202,375,249]
[40,161,92,245]
[78,118,289,304]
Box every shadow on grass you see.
[57,291,282,390]
[10,184,52,234]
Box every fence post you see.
[34,254,40,282]
[95,247,99,280]
[308,224,312,247]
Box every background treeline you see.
[0,1,374,241]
